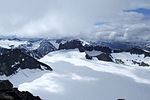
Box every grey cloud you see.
[86,11,150,41]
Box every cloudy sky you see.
[0,0,150,41]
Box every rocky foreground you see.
[0,80,41,100]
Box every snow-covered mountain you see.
[0,37,150,100]
[33,40,57,58]
[1,49,150,100]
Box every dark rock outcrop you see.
[0,47,9,56]
[0,80,41,100]
[132,60,149,67]
[94,45,112,53]
[127,48,150,57]
[56,39,63,44]
[113,49,124,53]
[58,39,112,53]
[85,54,92,60]
[96,53,113,62]
[0,80,13,91]
[84,44,93,51]
[114,48,150,58]
[85,53,113,62]
[59,39,85,52]
[18,48,37,59]
[18,40,57,59]
[115,59,124,64]
[84,45,112,53]
[0,49,52,76]
[140,62,149,67]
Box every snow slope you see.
[0,39,28,49]
[1,50,150,100]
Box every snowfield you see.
[111,52,150,66]
[1,50,150,100]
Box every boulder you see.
[96,53,113,62]
[85,54,92,60]
[0,80,13,91]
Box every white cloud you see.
[0,0,149,41]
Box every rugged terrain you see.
[0,80,41,100]
[0,37,150,100]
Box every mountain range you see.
[0,37,150,100]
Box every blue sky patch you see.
[125,8,150,16]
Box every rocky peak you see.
[0,49,52,76]
[58,39,85,52]
[33,40,57,58]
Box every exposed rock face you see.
[85,53,113,62]
[85,54,93,60]
[115,59,124,64]
[59,39,113,62]
[94,46,112,53]
[33,40,57,58]
[18,40,57,59]
[0,80,41,100]
[140,62,149,66]
[127,48,150,57]
[132,60,149,67]
[59,39,85,52]
[96,53,113,62]
[114,48,150,57]
[58,39,112,54]
[0,49,52,76]
[84,45,112,53]
[1,38,150,68]
[0,47,9,56]
[84,45,93,51]
[18,48,37,59]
